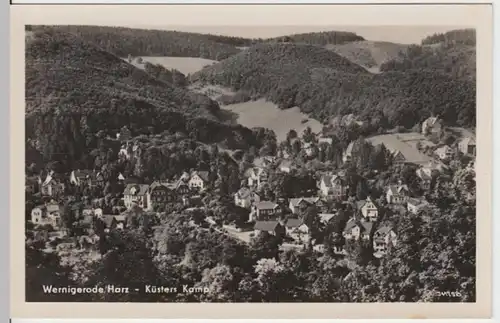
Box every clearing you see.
[127,56,218,75]
[189,84,324,142]
[366,132,435,165]
[223,99,323,142]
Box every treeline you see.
[379,43,476,81]
[27,25,245,60]
[266,30,365,46]
[25,29,266,172]
[194,43,476,130]
[421,28,476,46]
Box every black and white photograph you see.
[16,4,492,315]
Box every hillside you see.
[266,30,365,46]
[25,29,264,170]
[379,29,476,81]
[326,40,409,69]
[193,42,476,130]
[26,25,248,61]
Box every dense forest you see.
[380,29,476,81]
[421,29,476,46]
[193,42,476,130]
[25,29,267,172]
[26,25,249,60]
[266,30,365,46]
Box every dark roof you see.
[343,218,358,233]
[255,201,278,210]
[254,221,280,231]
[285,218,303,228]
[375,225,393,236]
[407,197,429,207]
[101,215,116,228]
[387,184,409,195]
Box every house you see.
[69,170,93,187]
[114,215,127,230]
[288,197,320,214]
[253,156,276,168]
[247,167,268,189]
[123,184,149,209]
[234,187,260,209]
[318,137,333,146]
[91,172,106,188]
[278,160,293,173]
[343,218,373,241]
[31,203,63,229]
[356,197,379,222]
[416,167,436,190]
[254,221,286,237]
[391,150,406,165]
[434,145,454,160]
[319,173,348,199]
[188,171,210,191]
[285,218,310,243]
[407,198,430,214]
[319,213,336,224]
[250,201,280,221]
[422,116,443,137]
[373,226,397,254]
[146,181,175,211]
[342,142,354,163]
[118,126,132,142]
[303,142,314,156]
[40,172,64,196]
[101,215,117,232]
[166,179,191,195]
[118,173,126,181]
[25,176,39,194]
[386,183,409,204]
[458,137,476,156]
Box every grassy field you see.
[223,99,323,142]
[366,132,434,165]
[128,56,218,75]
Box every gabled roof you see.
[459,137,476,146]
[319,213,336,223]
[101,215,116,228]
[407,197,429,208]
[191,171,210,182]
[289,197,319,208]
[375,225,394,236]
[124,184,149,196]
[387,184,409,195]
[356,197,377,210]
[255,201,278,210]
[343,218,358,233]
[46,203,60,213]
[423,116,441,127]
[285,218,304,228]
[360,221,374,233]
[235,187,258,200]
[254,221,280,231]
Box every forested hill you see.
[380,29,476,81]
[265,30,365,46]
[26,25,250,60]
[194,42,476,130]
[25,29,264,171]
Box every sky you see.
[131,25,465,45]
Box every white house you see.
[319,173,348,199]
[343,218,373,241]
[458,137,476,156]
[31,203,62,229]
[278,160,293,173]
[407,197,430,214]
[434,145,454,160]
[123,184,149,209]
[234,187,260,209]
[188,171,210,191]
[40,171,64,197]
[386,183,409,204]
[356,197,379,222]
[373,226,397,255]
[422,116,443,137]
[285,218,310,243]
[246,167,268,189]
[303,142,314,156]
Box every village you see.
[25,115,476,264]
